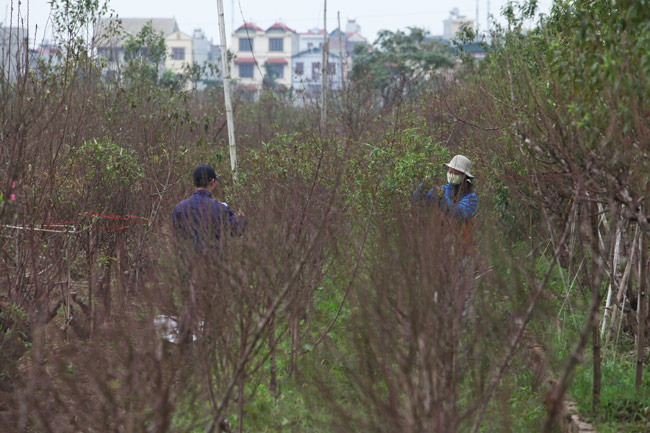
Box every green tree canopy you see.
[122,21,167,86]
[351,27,455,105]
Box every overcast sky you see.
[2,0,553,45]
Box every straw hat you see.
[443,155,473,178]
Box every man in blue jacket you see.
[171,164,244,255]
[167,165,244,344]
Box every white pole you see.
[320,0,328,136]
[600,224,621,338]
[338,11,344,89]
[487,0,491,29]
[217,0,237,178]
[605,224,640,347]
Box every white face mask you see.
[447,172,464,185]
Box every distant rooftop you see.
[95,18,179,45]
[300,28,325,36]
[235,22,264,33]
[293,47,340,58]
[267,22,296,33]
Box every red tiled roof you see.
[266,58,288,64]
[267,22,296,33]
[236,22,263,32]
[235,58,256,63]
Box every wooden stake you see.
[605,224,639,347]
[600,223,621,339]
[636,230,646,390]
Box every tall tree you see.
[351,27,454,106]
[122,22,167,85]
[476,0,650,426]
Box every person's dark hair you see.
[193,164,218,188]
[451,176,474,203]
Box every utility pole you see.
[320,0,328,137]
[338,11,344,89]
[487,0,491,30]
[217,0,237,178]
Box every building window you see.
[311,62,320,81]
[266,63,284,79]
[269,38,283,52]
[327,62,336,74]
[171,47,185,60]
[98,47,115,60]
[239,37,253,51]
[294,62,304,75]
[239,63,254,78]
[307,42,313,50]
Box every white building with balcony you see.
[232,22,299,93]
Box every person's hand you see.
[419,176,432,192]
[235,209,245,217]
[438,186,447,201]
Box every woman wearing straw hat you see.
[413,154,477,222]
[414,155,477,315]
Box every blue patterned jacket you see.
[412,183,477,220]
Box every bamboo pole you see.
[216,0,237,178]
[590,202,602,411]
[601,223,621,338]
[605,224,639,347]
[320,0,328,136]
[338,11,344,89]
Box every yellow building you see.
[232,22,299,95]
[165,30,193,76]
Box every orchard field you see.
[2,1,650,432]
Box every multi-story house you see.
[301,21,367,85]
[164,29,193,76]
[96,18,223,88]
[193,28,211,66]
[298,28,325,52]
[232,22,299,93]
[291,47,342,94]
[95,17,180,68]
[192,29,221,85]
[328,19,368,59]
[442,9,475,40]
